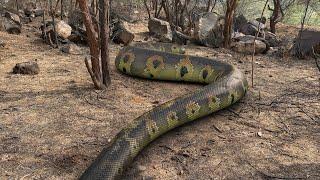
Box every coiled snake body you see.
[80,44,248,179]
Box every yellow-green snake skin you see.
[80,43,248,179]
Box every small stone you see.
[142,176,154,180]
[0,39,5,47]
[61,43,82,55]
[55,20,72,39]
[137,165,147,172]
[257,131,262,137]
[12,61,40,75]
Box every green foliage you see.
[283,1,320,25]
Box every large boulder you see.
[55,20,72,39]
[173,30,190,45]
[4,11,21,25]
[233,14,247,31]
[232,35,267,54]
[0,16,21,34]
[194,12,225,48]
[291,30,320,58]
[24,2,37,17]
[240,19,265,37]
[111,21,134,45]
[12,61,40,75]
[249,19,266,30]
[264,31,280,47]
[68,10,84,30]
[148,18,172,42]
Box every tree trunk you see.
[223,0,238,48]
[269,0,283,34]
[78,0,101,85]
[99,0,111,86]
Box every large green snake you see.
[80,43,248,179]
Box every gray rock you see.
[291,30,320,58]
[240,23,258,36]
[194,13,224,48]
[68,10,84,30]
[265,31,280,47]
[112,21,134,45]
[240,22,265,37]
[61,43,82,55]
[12,61,40,75]
[232,31,245,39]
[249,19,266,30]
[234,14,247,31]
[172,30,190,45]
[148,18,172,42]
[232,37,267,54]
[55,21,72,39]
[266,47,279,56]
[4,11,21,25]
[33,9,44,17]
[24,2,37,17]
[0,39,5,47]
[0,16,21,34]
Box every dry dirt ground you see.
[0,20,319,180]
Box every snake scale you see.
[80,43,248,179]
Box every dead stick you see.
[251,0,268,88]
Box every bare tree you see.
[78,0,111,89]
[223,0,238,48]
[269,0,283,33]
[99,0,111,85]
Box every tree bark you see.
[223,0,238,48]
[99,0,111,86]
[269,0,283,34]
[78,0,102,86]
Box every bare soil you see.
[0,19,319,180]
